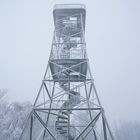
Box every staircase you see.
[55,16,81,139]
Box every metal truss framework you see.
[20,4,114,140]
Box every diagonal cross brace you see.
[33,110,57,140]
[74,111,101,140]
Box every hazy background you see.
[0,0,140,124]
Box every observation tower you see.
[20,4,114,140]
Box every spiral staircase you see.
[54,22,81,139]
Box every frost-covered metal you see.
[20,4,114,140]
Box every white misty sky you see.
[0,0,140,123]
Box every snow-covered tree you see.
[0,90,32,140]
[0,90,140,140]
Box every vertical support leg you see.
[84,81,97,140]
[43,82,55,139]
[29,114,33,140]
[88,62,115,140]
[102,113,115,140]
[68,75,70,140]
[102,114,107,140]
[68,113,70,140]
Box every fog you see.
[0,0,140,123]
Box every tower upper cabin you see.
[50,4,86,60]
[53,4,86,34]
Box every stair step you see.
[59,131,67,134]
[56,128,67,133]
[62,111,69,115]
[58,115,68,120]
[56,120,68,123]
[56,123,68,127]
[60,132,67,135]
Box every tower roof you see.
[53,4,86,10]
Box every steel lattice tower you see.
[20,4,114,140]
